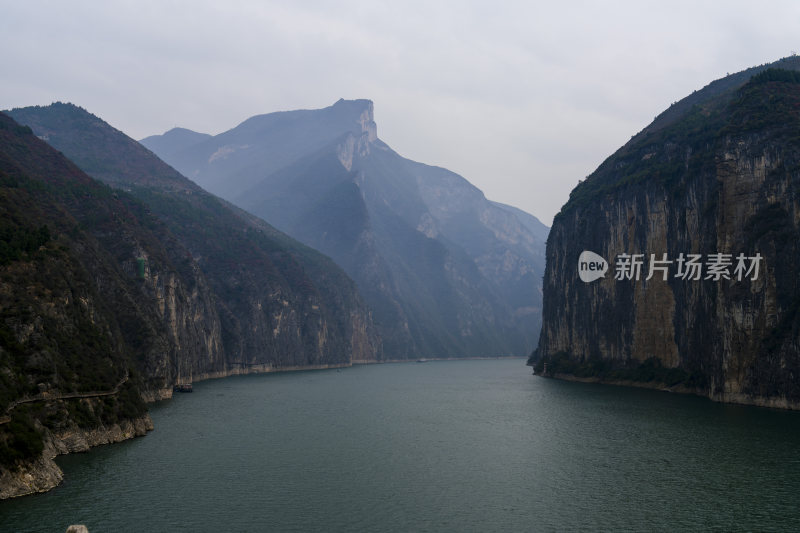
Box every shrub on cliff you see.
[0,410,43,470]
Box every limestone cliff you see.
[7,103,382,385]
[533,60,800,408]
[0,106,380,499]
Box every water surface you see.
[2,359,800,531]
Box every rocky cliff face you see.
[7,103,381,384]
[409,162,547,336]
[0,415,153,499]
[534,60,800,408]
[0,106,381,498]
[0,113,188,497]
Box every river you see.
[2,359,800,531]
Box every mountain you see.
[532,56,800,409]
[0,105,380,498]
[0,112,186,496]
[139,127,212,159]
[142,99,548,358]
[9,102,380,370]
[141,99,381,199]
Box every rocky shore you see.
[0,416,153,500]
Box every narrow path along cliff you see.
[0,371,129,426]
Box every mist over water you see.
[2,359,800,532]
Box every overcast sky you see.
[2,1,799,225]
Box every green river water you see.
[2,358,799,532]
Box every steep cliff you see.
[533,58,800,408]
[143,99,548,358]
[8,102,381,383]
[0,106,380,499]
[0,112,193,496]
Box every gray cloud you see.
[3,0,799,224]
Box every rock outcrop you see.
[533,58,800,408]
[0,415,153,499]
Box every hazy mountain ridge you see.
[534,58,800,408]
[8,102,380,370]
[139,127,212,159]
[144,100,548,358]
[0,104,382,497]
[142,99,377,199]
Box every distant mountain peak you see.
[332,97,373,110]
[141,98,548,358]
[331,98,377,142]
[163,126,210,137]
[329,99,378,170]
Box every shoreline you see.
[538,372,800,411]
[1,355,524,500]
[142,362,355,402]
[146,357,526,400]
[352,355,525,365]
[0,415,153,500]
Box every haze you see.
[2,0,799,224]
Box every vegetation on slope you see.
[8,103,381,367]
[0,114,157,468]
[558,67,800,219]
